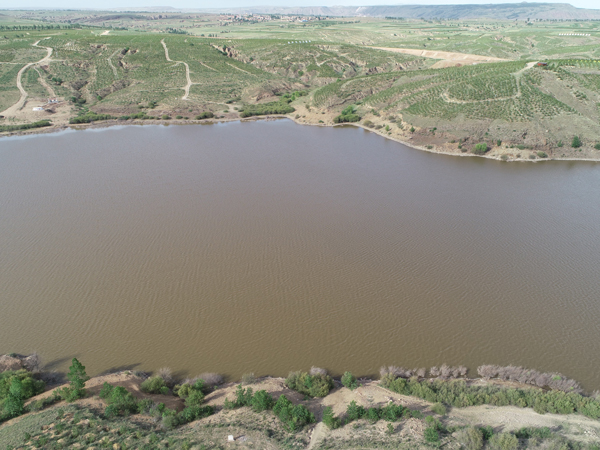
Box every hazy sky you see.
[1,0,599,11]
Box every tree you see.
[3,378,24,419]
[571,136,582,148]
[59,358,89,402]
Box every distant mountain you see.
[198,3,600,20]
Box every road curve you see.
[161,39,192,100]
[0,38,53,117]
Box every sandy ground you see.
[370,47,507,68]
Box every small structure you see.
[537,62,548,67]
[227,435,235,442]
[32,107,44,111]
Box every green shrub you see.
[424,426,439,442]
[594,143,600,150]
[2,378,24,419]
[341,372,358,390]
[497,140,502,146]
[571,136,582,148]
[333,113,360,123]
[0,120,52,133]
[514,426,551,439]
[557,140,564,147]
[58,358,89,402]
[140,376,167,394]
[178,405,214,423]
[537,151,548,158]
[250,390,274,412]
[346,400,365,421]
[431,402,447,415]
[239,100,295,118]
[273,395,315,431]
[69,113,114,124]
[100,384,138,418]
[488,432,518,450]
[456,426,484,450]
[480,425,494,440]
[380,376,600,420]
[322,406,341,429]
[472,143,489,155]
[285,371,333,398]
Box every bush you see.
[363,120,374,128]
[239,100,295,118]
[100,384,138,417]
[571,136,582,148]
[333,113,360,123]
[69,113,114,124]
[334,106,360,124]
[341,372,358,390]
[140,376,168,394]
[273,395,315,431]
[431,402,447,415]
[344,400,406,425]
[2,378,24,419]
[322,406,341,429]
[472,143,489,155]
[0,120,52,133]
[456,426,484,450]
[346,400,366,421]
[488,432,518,450]
[514,426,551,439]
[537,151,548,158]
[224,384,254,409]
[380,375,600,419]
[194,112,214,119]
[285,370,333,397]
[58,358,89,402]
[178,405,213,423]
[424,426,439,442]
[250,390,274,412]
[594,143,600,150]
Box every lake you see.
[1,120,599,389]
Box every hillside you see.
[199,3,600,20]
[1,12,600,161]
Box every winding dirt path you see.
[0,38,53,117]
[34,67,56,98]
[161,38,192,100]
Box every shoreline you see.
[2,115,600,164]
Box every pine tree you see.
[59,358,90,402]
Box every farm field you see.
[1,10,600,159]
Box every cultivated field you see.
[1,11,600,159]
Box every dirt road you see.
[0,38,53,117]
[161,38,192,100]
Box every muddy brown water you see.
[1,121,600,389]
